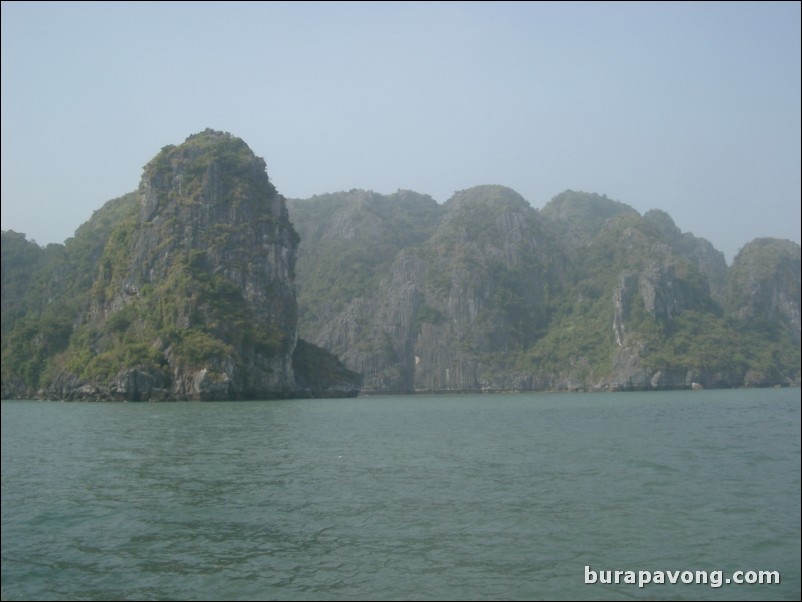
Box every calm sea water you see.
[2,389,799,601]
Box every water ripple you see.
[2,390,800,601]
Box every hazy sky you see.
[2,1,800,263]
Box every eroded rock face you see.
[728,238,801,342]
[9,130,351,401]
[76,130,299,399]
[643,209,728,303]
[3,147,799,398]
[290,187,800,392]
[296,185,561,392]
[1,130,361,401]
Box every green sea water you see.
[2,388,799,600]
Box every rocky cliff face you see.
[409,186,561,391]
[728,239,801,343]
[642,209,729,303]
[294,185,563,392]
[3,143,798,398]
[1,130,359,400]
[290,188,800,392]
[91,130,299,399]
[606,230,725,389]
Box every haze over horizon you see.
[2,1,800,263]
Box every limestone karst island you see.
[2,130,799,400]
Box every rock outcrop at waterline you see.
[1,130,360,400]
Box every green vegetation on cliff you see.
[289,189,443,329]
[289,188,800,392]
[1,130,358,400]
[2,134,799,398]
